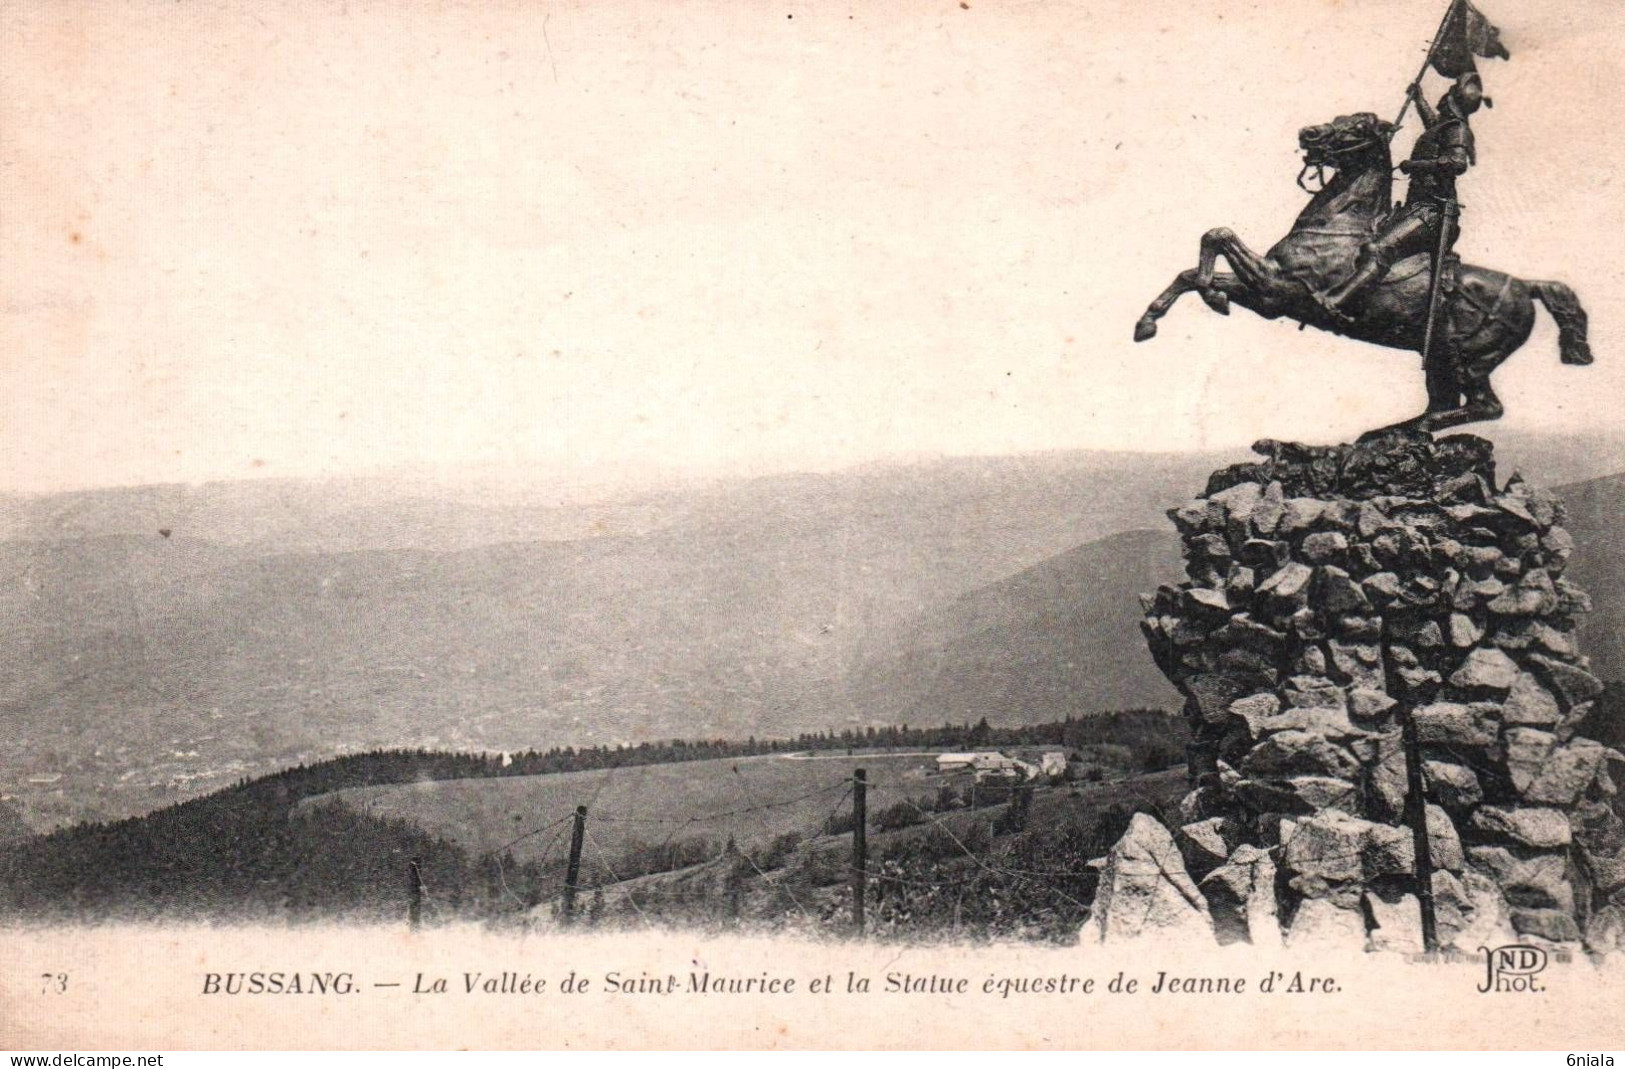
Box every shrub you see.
[753,831,803,872]
[822,811,856,836]
[872,800,927,832]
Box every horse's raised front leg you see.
[1135,269,1200,341]
[1136,271,1260,342]
[1196,228,1274,313]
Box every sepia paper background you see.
[3,0,1623,1050]
[4,926,1625,1050]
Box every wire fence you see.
[399,750,1446,941]
[394,756,1191,936]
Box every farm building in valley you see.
[935,751,1067,783]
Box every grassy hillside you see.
[576,766,1193,942]
[312,753,924,865]
[0,712,1189,933]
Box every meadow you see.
[308,751,953,865]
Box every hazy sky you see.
[4,0,1622,493]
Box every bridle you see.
[1296,132,1385,193]
[1296,160,1329,194]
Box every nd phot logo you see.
[1478,944,1548,993]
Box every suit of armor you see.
[1319,74,1486,321]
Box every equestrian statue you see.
[1132,0,1592,438]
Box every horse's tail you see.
[1530,280,1594,366]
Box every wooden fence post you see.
[851,769,867,936]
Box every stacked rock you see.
[1132,432,1624,952]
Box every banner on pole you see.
[1428,0,1511,78]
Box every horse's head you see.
[1291,112,1397,215]
[1298,112,1396,172]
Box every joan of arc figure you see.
[1317,72,1490,322]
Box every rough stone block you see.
[1200,844,1280,947]
[1242,731,1361,780]
[1183,586,1231,615]
[1366,888,1426,954]
[1471,806,1573,849]
[1328,639,1384,689]
[1185,673,1261,724]
[1348,687,1397,721]
[1423,759,1483,812]
[1412,702,1499,748]
[1282,811,1413,884]
[1442,870,1521,952]
[1258,560,1313,603]
[1427,803,1464,871]
[1081,814,1215,946]
[1520,739,1609,806]
[1207,481,1263,532]
[1503,671,1562,726]
[1467,846,1574,913]
[1510,907,1582,944]
[1283,675,1347,710]
[1362,572,1404,602]
[1449,647,1520,691]
[1448,613,1485,648]
[1360,731,1407,824]
[1487,569,1559,617]
[1169,501,1212,536]
[1527,654,1604,711]
[1453,576,1506,612]
[1279,498,1327,535]
[1285,898,1368,951]
[1301,531,1349,564]
[1211,613,1287,652]
[1176,817,1239,879]
[1234,776,1358,816]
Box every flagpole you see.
[1391,0,1463,135]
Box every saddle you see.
[1381,251,1461,291]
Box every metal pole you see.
[851,769,867,936]
[407,856,422,931]
[562,805,587,925]
[725,838,742,927]
[1381,621,1439,954]
[1402,709,1441,953]
[1418,198,1460,377]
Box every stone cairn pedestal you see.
[1085,432,1625,953]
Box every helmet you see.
[1445,72,1492,114]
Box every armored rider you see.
[1317,72,1490,322]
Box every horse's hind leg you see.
[1408,339,1512,434]
[1423,335,1463,414]
[1411,378,1504,434]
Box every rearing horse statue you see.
[1133,111,1592,436]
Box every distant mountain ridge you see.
[1563,472,1625,682]
[2,435,1619,829]
[845,529,1185,723]
[853,465,1623,737]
